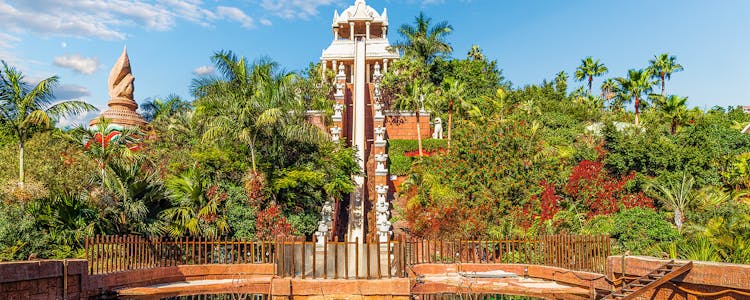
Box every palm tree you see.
[392,12,453,66]
[600,78,618,101]
[648,53,684,96]
[440,77,467,150]
[574,57,608,95]
[0,61,97,184]
[659,95,688,134]
[141,94,191,123]
[395,79,432,159]
[161,168,228,238]
[554,71,568,94]
[193,51,326,173]
[648,173,695,230]
[467,45,484,61]
[617,69,655,126]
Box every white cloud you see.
[260,0,337,19]
[0,32,19,49]
[53,54,99,75]
[192,65,215,76]
[217,6,254,29]
[260,18,273,26]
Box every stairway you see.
[601,260,693,300]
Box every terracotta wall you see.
[607,256,750,300]
[89,264,275,292]
[384,112,432,140]
[0,259,87,300]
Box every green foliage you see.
[0,204,51,260]
[612,208,680,255]
[388,139,447,175]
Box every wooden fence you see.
[85,234,610,276]
[85,235,276,275]
[406,234,610,273]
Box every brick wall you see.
[384,111,432,140]
[0,259,87,300]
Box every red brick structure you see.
[607,256,750,299]
[0,260,87,300]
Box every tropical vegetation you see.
[0,12,748,267]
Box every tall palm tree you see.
[0,61,97,184]
[617,69,655,126]
[648,53,684,96]
[395,79,432,159]
[440,77,466,150]
[554,71,569,94]
[193,51,326,173]
[574,57,608,95]
[659,95,688,134]
[648,173,695,230]
[392,12,453,66]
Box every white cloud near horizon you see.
[53,54,100,75]
[192,65,215,76]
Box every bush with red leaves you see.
[255,204,294,240]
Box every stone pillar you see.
[349,22,355,40]
[366,21,371,40]
[383,59,388,74]
[382,25,387,38]
[321,60,327,81]
[334,27,339,40]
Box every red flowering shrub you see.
[255,204,294,240]
[564,160,653,217]
[537,180,561,221]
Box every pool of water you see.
[120,293,545,300]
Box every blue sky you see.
[1,0,748,126]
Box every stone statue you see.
[330,126,342,142]
[432,117,443,139]
[373,62,382,81]
[337,62,346,77]
[374,126,386,145]
[373,100,384,119]
[333,103,344,120]
[375,152,388,174]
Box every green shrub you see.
[388,139,448,175]
[612,208,680,255]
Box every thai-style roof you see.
[332,0,388,26]
[90,47,147,127]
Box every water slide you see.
[347,36,367,243]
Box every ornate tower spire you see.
[90,46,147,127]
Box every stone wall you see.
[607,255,750,300]
[0,259,87,300]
